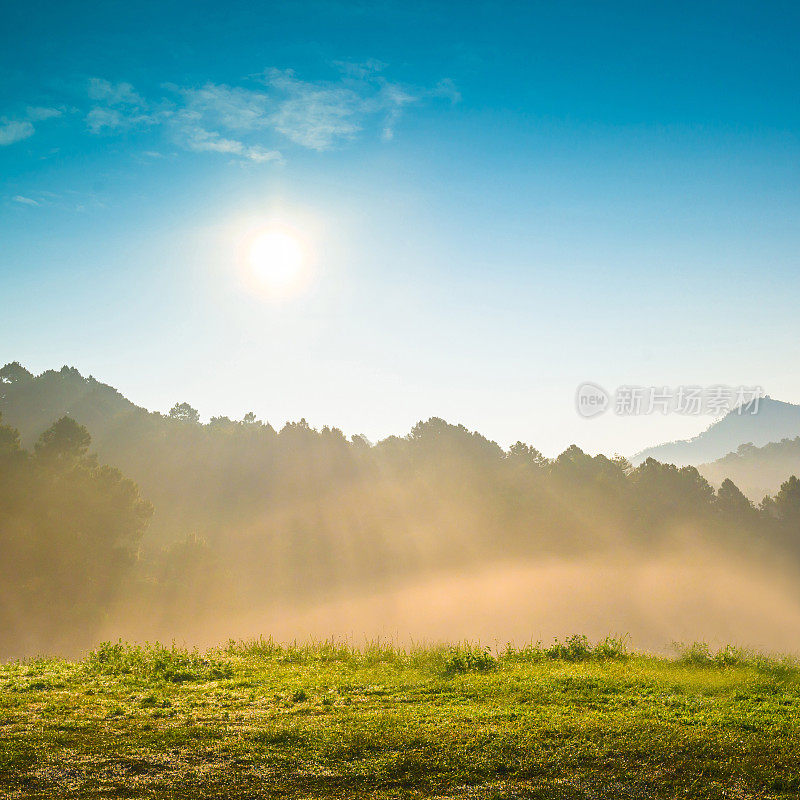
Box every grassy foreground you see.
[1,637,800,799]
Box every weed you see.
[85,641,233,682]
[443,644,496,675]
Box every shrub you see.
[674,642,787,669]
[500,642,545,664]
[503,635,628,664]
[591,636,629,661]
[545,634,593,661]
[676,641,713,666]
[443,644,496,676]
[85,641,233,683]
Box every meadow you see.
[1,636,799,799]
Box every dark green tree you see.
[34,415,93,466]
[716,478,754,515]
[0,361,33,385]
[0,417,152,658]
[772,476,800,524]
[169,402,200,424]
[507,441,548,468]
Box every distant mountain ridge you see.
[631,396,800,467]
[699,437,800,501]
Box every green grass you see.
[1,637,799,798]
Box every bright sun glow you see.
[247,227,309,298]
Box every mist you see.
[93,542,800,657]
[3,366,800,661]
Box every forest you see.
[2,363,800,659]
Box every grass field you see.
[2,636,799,799]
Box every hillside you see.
[631,396,800,467]
[5,361,800,659]
[699,437,800,501]
[0,362,144,449]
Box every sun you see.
[246,226,309,298]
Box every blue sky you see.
[2,0,800,456]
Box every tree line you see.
[2,363,800,657]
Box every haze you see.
[3,2,800,662]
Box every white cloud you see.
[263,68,365,150]
[184,127,248,155]
[183,127,282,163]
[88,78,143,107]
[26,106,62,122]
[81,65,456,162]
[178,83,270,132]
[86,79,161,133]
[0,120,35,146]
[86,107,125,132]
[252,65,428,150]
[0,106,61,146]
[167,65,434,154]
[246,144,283,163]
[7,189,105,213]
[431,78,461,104]
[371,82,417,141]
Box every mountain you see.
[631,396,800,467]
[5,360,800,655]
[698,437,800,501]
[0,363,201,542]
[0,363,144,448]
